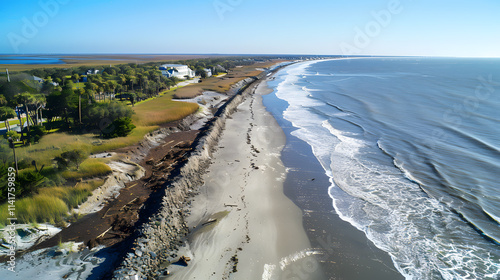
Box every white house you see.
[86,69,99,75]
[33,76,44,84]
[159,64,195,79]
[203,68,212,77]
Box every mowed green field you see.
[0,118,25,129]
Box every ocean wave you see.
[327,140,500,279]
[272,60,500,279]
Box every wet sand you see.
[168,81,325,279]
[263,80,404,279]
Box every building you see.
[215,64,226,72]
[32,76,58,86]
[32,76,44,84]
[159,64,195,79]
[203,68,212,77]
[86,69,99,75]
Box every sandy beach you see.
[168,81,325,279]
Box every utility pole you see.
[8,137,18,177]
[6,69,10,82]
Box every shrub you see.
[103,117,136,138]
[0,167,48,202]
[5,130,20,141]
[54,149,86,170]
[82,101,133,133]
[30,125,46,142]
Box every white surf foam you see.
[271,60,500,280]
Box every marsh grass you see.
[0,180,104,226]
[90,125,159,153]
[1,195,68,225]
[61,158,112,180]
[132,92,199,127]
[16,133,92,167]
[38,180,104,209]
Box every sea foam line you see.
[272,60,500,280]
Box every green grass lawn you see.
[0,118,25,129]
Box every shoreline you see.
[0,60,403,279]
[113,61,402,279]
[165,80,325,279]
[263,62,403,279]
[0,68,267,279]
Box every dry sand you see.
[168,81,325,279]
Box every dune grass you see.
[38,180,104,209]
[61,158,112,180]
[0,195,68,226]
[0,180,104,226]
[16,133,93,167]
[132,92,199,127]
[90,125,158,153]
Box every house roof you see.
[160,64,187,68]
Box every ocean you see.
[264,57,500,279]
[0,55,65,64]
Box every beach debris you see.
[224,203,238,207]
[176,255,191,266]
[231,255,239,272]
[87,238,99,249]
[201,219,217,226]
[96,226,113,239]
[158,270,171,280]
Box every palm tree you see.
[137,73,144,92]
[72,74,80,83]
[118,74,127,85]
[16,92,35,141]
[0,95,7,106]
[32,94,46,125]
[127,75,136,92]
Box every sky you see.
[0,0,499,57]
